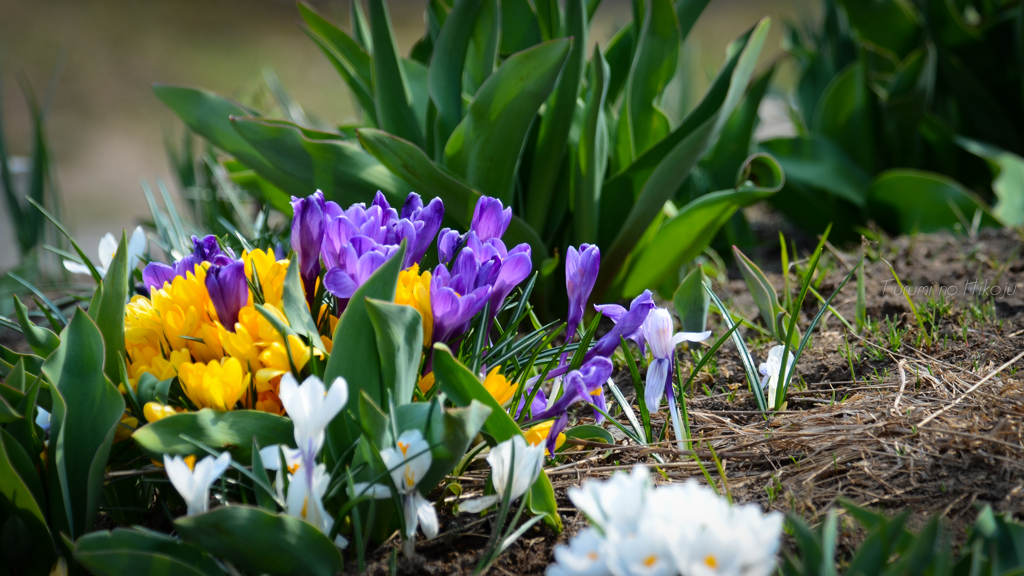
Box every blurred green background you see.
[0,0,813,272]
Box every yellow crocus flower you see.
[177,357,250,411]
[482,367,516,406]
[396,264,433,343]
[523,421,566,456]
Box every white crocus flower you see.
[759,345,795,408]
[35,406,50,434]
[285,463,348,549]
[64,226,146,278]
[258,444,302,502]
[163,452,231,516]
[605,523,677,576]
[641,308,711,412]
[278,373,348,465]
[568,465,651,536]
[460,435,545,513]
[357,429,438,542]
[545,527,610,576]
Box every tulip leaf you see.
[673,267,709,334]
[620,154,781,296]
[153,85,308,201]
[597,18,769,299]
[88,231,130,387]
[524,0,587,231]
[444,38,572,204]
[175,506,343,576]
[813,60,875,174]
[74,529,225,576]
[323,242,406,465]
[394,397,491,492]
[759,136,870,207]
[41,309,124,540]
[12,295,59,358]
[281,253,327,353]
[574,46,610,244]
[365,299,423,407]
[563,424,614,445]
[500,0,542,55]
[429,0,483,153]
[368,0,424,147]
[867,169,1001,234]
[625,0,680,157]
[131,409,294,464]
[957,137,1024,228]
[463,0,500,95]
[356,128,547,264]
[229,117,413,208]
[0,346,43,377]
[0,428,53,574]
[0,394,21,424]
[833,0,921,59]
[432,344,562,532]
[135,373,173,407]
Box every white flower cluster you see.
[547,466,783,576]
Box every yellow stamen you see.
[287,463,300,475]
[184,455,196,472]
[404,465,416,487]
[704,555,718,568]
[301,496,308,519]
[398,442,409,456]
[587,552,598,561]
[643,555,658,567]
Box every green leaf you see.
[675,0,711,41]
[0,347,43,378]
[135,373,173,407]
[732,245,784,342]
[463,0,500,96]
[620,156,781,296]
[813,59,875,174]
[230,117,413,207]
[152,85,308,200]
[703,64,775,190]
[625,0,680,156]
[41,309,125,540]
[364,298,423,407]
[563,424,614,445]
[368,0,424,147]
[432,344,562,531]
[500,0,542,55]
[957,137,1024,228]
[444,39,572,204]
[89,232,130,387]
[74,529,225,576]
[131,409,294,464]
[428,0,484,154]
[12,295,59,358]
[574,46,610,245]
[357,128,548,265]
[250,438,277,511]
[759,136,870,207]
[0,395,21,424]
[394,398,491,491]
[833,0,921,59]
[323,242,406,464]
[281,254,326,353]
[524,0,587,231]
[673,267,709,334]
[597,18,770,299]
[867,169,1001,234]
[0,428,53,574]
[174,506,343,576]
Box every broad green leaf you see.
[879,45,935,166]
[834,0,921,59]
[620,183,778,296]
[229,117,413,207]
[428,0,484,154]
[500,0,542,55]
[175,506,343,576]
[401,59,430,135]
[603,23,634,108]
[464,0,500,96]
[250,438,277,511]
[597,19,770,299]
[958,137,1024,227]
[131,409,294,464]
[574,46,610,245]
[41,309,124,540]
[444,39,572,204]
[432,344,562,531]
[813,60,875,174]
[88,232,129,387]
[563,424,614,445]
[135,373,173,407]
[323,242,406,464]
[867,169,1001,234]
[0,428,53,574]
[524,0,587,231]
[356,128,547,264]
[153,85,308,198]
[675,0,711,41]
[75,529,225,576]
[731,240,796,346]
[703,65,774,191]
[0,346,43,377]
[364,298,423,406]
[626,0,680,156]
[0,395,21,424]
[369,0,424,147]
[12,295,58,358]
[759,136,870,207]
[281,254,326,353]
[393,398,491,491]
[673,267,709,333]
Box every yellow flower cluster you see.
[124,249,329,415]
[395,263,433,343]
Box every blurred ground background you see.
[0,0,813,271]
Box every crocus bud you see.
[470,197,512,241]
[205,261,249,331]
[566,244,600,340]
[290,191,327,308]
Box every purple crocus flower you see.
[322,239,397,299]
[530,357,613,456]
[642,308,711,411]
[142,235,235,292]
[566,244,600,341]
[430,257,493,344]
[470,196,512,241]
[401,193,444,266]
[205,261,249,331]
[291,191,328,308]
[488,244,532,316]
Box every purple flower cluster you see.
[291,190,444,306]
[142,235,236,292]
